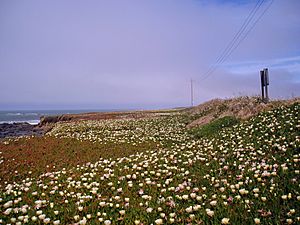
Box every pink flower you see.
[227,196,233,204]
[166,200,176,208]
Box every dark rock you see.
[39,114,73,126]
[0,122,45,139]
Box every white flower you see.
[253,188,259,193]
[155,218,163,224]
[99,202,106,207]
[210,200,217,206]
[18,216,24,221]
[3,201,13,208]
[182,195,189,200]
[104,220,111,225]
[196,196,202,201]
[43,218,51,224]
[147,208,153,213]
[79,218,87,225]
[189,214,195,220]
[190,193,196,198]
[185,206,193,213]
[289,209,295,214]
[206,209,214,217]
[38,214,46,220]
[3,208,12,215]
[254,218,260,224]
[193,205,201,211]
[221,218,230,224]
[169,212,176,218]
[239,188,248,195]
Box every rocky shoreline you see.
[0,122,45,139]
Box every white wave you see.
[24,113,39,116]
[6,112,23,116]
[27,120,40,125]
[6,112,39,116]
[0,120,40,125]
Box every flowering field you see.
[0,103,299,224]
[47,115,189,146]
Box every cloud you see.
[222,56,300,75]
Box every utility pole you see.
[264,68,269,102]
[260,68,269,103]
[190,79,194,107]
[260,70,265,100]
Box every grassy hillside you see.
[185,96,299,128]
[0,101,299,224]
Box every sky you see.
[0,0,299,110]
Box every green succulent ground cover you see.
[0,103,299,224]
[188,116,240,139]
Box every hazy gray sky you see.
[0,0,299,110]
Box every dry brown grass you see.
[186,96,300,128]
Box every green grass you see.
[189,116,240,138]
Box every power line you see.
[214,0,264,66]
[224,0,274,61]
[199,0,273,81]
[200,0,265,81]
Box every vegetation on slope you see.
[0,101,299,224]
[188,116,240,138]
[185,96,299,128]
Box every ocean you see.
[0,110,106,125]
